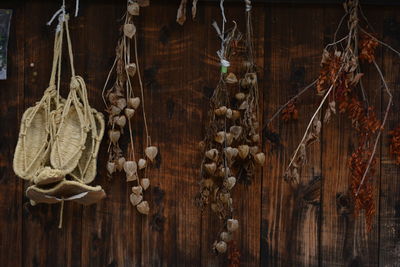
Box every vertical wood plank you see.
[261,3,324,267]
[379,6,400,267]
[0,2,24,267]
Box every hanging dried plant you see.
[102,0,157,215]
[176,0,199,25]
[265,0,398,229]
[198,0,264,255]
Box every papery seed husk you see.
[238,145,250,159]
[124,160,137,177]
[108,92,118,104]
[125,108,135,119]
[126,173,138,182]
[128,97,141,109]
[117,98,127,110]
[246,73,257,85]
[123,23,136,39]
[109,130,121,144]
[130,193,143,206]
[220,192,230,203]
[116,115,127,127]
[235,92,246,101]
[137,201,150,215]
[116,157,126,171]
[110,105,122,115]
[215,241,227,254]
[107,161,116,174]
[214,106,227,116]
[230,126,242,139]
[250,145,259,156]
[205,148,219,161]
[145,146,158,162]
[127,2,140,15]
[254,152,266,165]
[251,134,260,143]
[131,185,143,195]
[138,158,147,169]
[239,101,249,110]
[225,72,238,84]
[218,167,230,177]
[126,63,137,76]
[204,162,216,175]
[240,78,249,88]
[203,178,213,187]
[232,110,241,120]
[225,133,233,146]
[215,131,225,144]
[141,178,150,190]
[224,176,236,190]
[220,232,232,242]
[227,219,239,232]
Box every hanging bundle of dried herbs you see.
[197,0,264,255]
[265,0,399,230]
[102,0,156,215]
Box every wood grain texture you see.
[0,1,399,267]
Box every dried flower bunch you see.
[197,0,264,255]
[389,126,400,165]
[266,0,399,230]
[102,0,156,215]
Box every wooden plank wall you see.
[0,1,399,266]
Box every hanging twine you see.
[47,0,80,32]
[245,0,252,12]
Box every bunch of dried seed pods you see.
[102,0,157,215]
[198,0,264,255]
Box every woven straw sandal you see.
[50,79,89,175]
[70,109,105,184]
[26,180,105,205]
[13,88,58,180]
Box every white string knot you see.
[245,0,252,12]
[220,59,230,68]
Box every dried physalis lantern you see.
[197,0,265,257]
[102,0,157,216]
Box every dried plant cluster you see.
[197,0,264,255]
[389,126,400,165]
[267,0,399,230]
[102,0,157,215]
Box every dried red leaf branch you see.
[265,0,397,230]
[227,241,240,267]
[389,126,400,165]
[281,100,298,122]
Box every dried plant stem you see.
[263,80,317,128]
[355,59,393,195]
[134,34,151,147]
[286,70,342,172]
